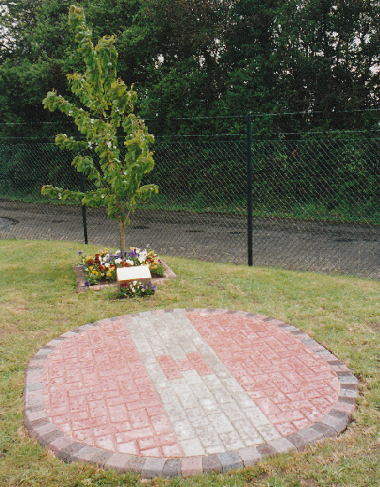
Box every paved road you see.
[0,200,379,279]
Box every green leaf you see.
[41,5,157,258]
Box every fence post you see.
[77,130,88,245]
[246,113,253,266]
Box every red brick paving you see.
[157,352,214,380]
[42,310,342,459]
[44,318,185,458]
[25,309,359,477]
[186,312,340,437]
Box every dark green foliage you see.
[0,143,78,200]
[1,0,380,138]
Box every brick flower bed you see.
[73,261,176,292]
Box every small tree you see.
[42,5,158,258]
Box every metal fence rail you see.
[0,135,379,279]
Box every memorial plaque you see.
[116,265,151,289]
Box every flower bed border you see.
[73,261,176,292]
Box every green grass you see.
[1,239,380,487]
[140,195,380,224]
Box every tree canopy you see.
[1,0,379,138]
[41,5,157,257]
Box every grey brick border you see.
[24,308,359,478]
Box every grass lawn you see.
[1,239,379,487]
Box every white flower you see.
[58,193,62,200]
[115,258,122,265]
[138,251,147,263]
[126,259,134,266]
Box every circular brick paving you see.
[24,309,358,478]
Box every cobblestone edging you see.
[73,262,177,292]
[24,309,359,478]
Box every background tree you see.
[0,0,379,139]
[217,0,380,135]
[42,5,157,257]
[273,0,380,130]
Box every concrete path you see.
[24,309,358,478]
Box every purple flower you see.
[78,250,83,256]
[148,281,157,291]
[84,280,90,287]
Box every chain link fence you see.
[0,134,379,279]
